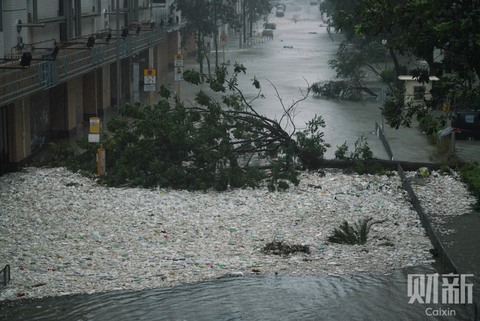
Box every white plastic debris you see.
[0,167,474,301]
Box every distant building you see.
[0,0,195,172]
[397,75,439,106]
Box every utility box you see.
[97,148,106,176]
[397,75,439,106]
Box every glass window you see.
[465,115,475,123]
[413,86,424,101]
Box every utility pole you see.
[116,0,121,115]
[243,0,246,44]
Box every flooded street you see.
[1,1,478,320]
[0,266,471,320]
[175,0,434,162]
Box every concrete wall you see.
[399,75,438,105]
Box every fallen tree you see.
[41,63,444,191]
[46,63,330,191]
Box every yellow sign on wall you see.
[144,69,156,76]
[90,117,100,134]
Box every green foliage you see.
[44,64,330,192]
[428,138,460,168]
[439,164,452,175]
[380,69,395,84]
[418,114,442,137]
[334,136,389,175]
[40,140,98,177]
[334,136,373,160]
[334,141,349,159]
[459,162,480,201]
[328,217,383,245]
[309,80,362,101]
[323,0,480,129]
[295,115,330,159]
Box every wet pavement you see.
[0,266,472,321]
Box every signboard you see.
[437,126,454,138]
[144,69,156,76]
[174,54,184,67]
[97,148,106,176]
[220,31,227,44]
[89,117,101,143]
[175,67,184,81]
[144,69,156,85]
[88,133,100,143]
[144,84,156,91]
[89,117,100,133]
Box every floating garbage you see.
[0,167,475,302]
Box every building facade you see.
[0,0,195,172]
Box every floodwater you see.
[1,0,477,320]
[173,0,435,162]
[0,266,472,321]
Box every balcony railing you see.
[0,27,168,106]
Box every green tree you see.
[53,64,330,191]
[171,0,239,77]
[245,0,272,38]
[322,0,480,128]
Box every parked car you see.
[264,22,276,30]
[262,29,274,38]
[310,0,318,5]
[276,9,284,17]
[451,110,480,140]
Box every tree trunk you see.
[389,47,400,81]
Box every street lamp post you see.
[116,0,121,115]
[381,39,388,132]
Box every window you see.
[465,115,475,124]
[152,0,167,3]
[413,86,424,101]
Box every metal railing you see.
[397,164,478,320]
[374,124,478,320]
[0,27,170,106]
[375,121,394,160]
[0,265,10,287]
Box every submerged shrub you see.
[327,217,384,245]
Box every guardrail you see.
[397,164,478,320]
[375,121,394,160]
[0,265,10,287]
